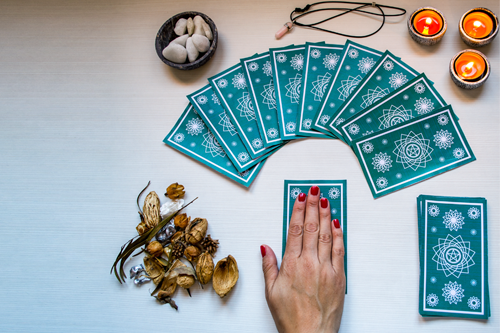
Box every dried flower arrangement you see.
[111,182,239,310]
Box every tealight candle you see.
[459,8,498,47]
[408,7,447,45]
[450,50,490,89]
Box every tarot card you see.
[188,85,277,173]
[209,64,277,159]
[311,40,383,136]
[351,106,475,198]
[340,74,447,144]
[269,44,306,140]
[164,104,265,187]
[327,51,419,140]
[297,42,344,138]
[418,195,489,319]
[241,52,283,147]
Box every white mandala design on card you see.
[453,148,465,159]
[443,209,465,231]
[290,187,302,199]
[267,127,279,138]
[261,81,277,109]
[393,131,433,171]
[362,130,374,136]
[303,118,312,130]
[372,152,393,173]
[248,62,259,71]
[415,97,434,115]
[432,234,475,278]
[468,296,481,310]
[362,142,374,153]
[442,281,465,305]
[290,53,304,71]
[361,86,390,108]
[414,82,426,93]
[173,133,185,143]
[323,53,340,70]
[252,138,263,149]
[285,121,296,132]
[335,118,345,126]
[237,92,255,121]
[311,73,332,101]
[433,130,454,149]
[320,115,330,125]
[263,61,272,76]
[212,93,220,105]
[217,79,228,88]
[376,177,388,189]
[202,132,226,158]
[378,105,413,129]
[328,187,340,199]
[337,75,362,101]
[276,53,287,63]
[348,124,360,135]
[358,57,376,74]
[428,205,440,217]
[232,73,247,89]
[237,152,249,162]
[186,118,205,136]
[285,74,302,104]
[238,169,250,178]
[218,112,237,136]
[383,60,394,71]
[389,72,408,89]
[197,95,208,105]
[468,207,480,219]
[437,114,449,125]
[348,48,359,59]
[310,48,321,58]
[426,294,439,307]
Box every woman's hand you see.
[261,185,346,333]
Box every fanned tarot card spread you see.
[209,64,278,159]
[164,104,265,187]
[241,52,283,148]
[340,74,447,144]
[312,40,383,137]
[297,42,344,138]
[351,106,475,198]
[417,195,490,319]
[188,85,277,173]
[328,51,420,140]
[270,44,306,140]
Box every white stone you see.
[162,43,187,63]
[193,15,205,36]
[201,19,213,40]
[186,37,199,62]
[186,17,194,36]
[171,34,189,47]
[174,18,187,36]
[191,34,210,53]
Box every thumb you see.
[261,245,278,296]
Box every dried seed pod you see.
[196,252,214,284]
[146,241,164,257]
[136,221,148,235]
[174,213,190,229]
[184,245,201,261]
[185,218,208,245]
[143,191,161,229]
[143,256,165,285]
[200,234,219,255]
[213,255,239,298]
[171,231,183,243]
[171,242,185,259]
[177,274,195,289]
[166,183,185,200]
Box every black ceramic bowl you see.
[155,11,218,70]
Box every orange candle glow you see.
[454,52,486,81]
[413,10,443,36]
[463,11,494,39]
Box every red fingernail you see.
[333,219,340,229]
[311,186,319,196]
[260,245,266,257]
[298,193,306,202]
[320,198,328,208]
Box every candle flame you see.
[425,17,432,25]
[466,62,474,70]
[473,20,482,28]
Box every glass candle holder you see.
[450,50,490,89]
[459,8,498,47]
[408,7,447,45]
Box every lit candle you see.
[459,8,498,47]
[450,50,490,89]
[408,7,447,45]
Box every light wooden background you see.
[0,0,498,332]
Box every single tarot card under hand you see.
[418,195,489,319]
[352,106,475,198]
[164,104,265,187]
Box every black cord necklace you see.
[275,1,406,39]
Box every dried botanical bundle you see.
[185,218,208,245]
[200,235,219,255]
[144,255,165,285]
[166,183,185,200]
[213,255,239,298]
[146,241,164,257]
[196,252,214,284]
[184,246,201,261]
[174,213,190,229]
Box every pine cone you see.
[171,241,186,259]
[201,235,219,255]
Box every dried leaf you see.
[144,256,165,285]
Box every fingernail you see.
[298,193,306,202]
[260,245,266,257]
[333,219,340,229]
[320,198,328,208]
[311,185,319,196]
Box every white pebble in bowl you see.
[186,37,199,62]
[174,18,187,36]
[187,17,194,36]
[192,34,210,53]
[171,34,189,47]
[162,43,187,63]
